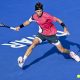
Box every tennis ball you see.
[77,74,80,78]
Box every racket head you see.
[0,23,16,30]
[0,23,10,28]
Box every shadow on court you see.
[23,36,80,70]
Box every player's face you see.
[35,9,43,17]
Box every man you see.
[16,2,80,68]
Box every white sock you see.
[23,55,28,62]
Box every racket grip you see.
[10,27,16,30]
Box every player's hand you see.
[64,28,70,35]
[15,26,20,31]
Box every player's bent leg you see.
[25,38,40,57]
[52,41,80,62]
[18,38,41,68]
[53,41,69,53]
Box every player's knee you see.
[32,39,39,45]
[31,39,39,49]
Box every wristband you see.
[20,24,24,28]
[60,23,66,28]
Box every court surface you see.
[0,0,80,80]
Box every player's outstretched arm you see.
[16,20,31,31]
[56,17,69,34]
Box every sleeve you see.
[45,12,58,22]
[28,15,35,22]
[28,16,34,22]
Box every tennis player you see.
[16,2,80,68]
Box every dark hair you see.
[35,2,43,11]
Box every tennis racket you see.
[0,23,16,30]
[56,30,70,37]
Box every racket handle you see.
[10,27,16,30]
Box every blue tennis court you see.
[0,0,80,80]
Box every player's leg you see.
[47,35,80,62]
[18,33,45,68]
[23,33,45,59]
[18,38,40,68]
[24,38,40,57]
[53,41,80,62]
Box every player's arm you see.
[47,12,69,34]
[55,17,69,33]
[15,16,34,31]
[47,13,69,33]
[15,20,31,31]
